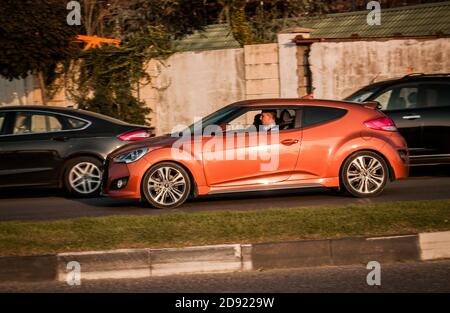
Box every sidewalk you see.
[1,231,449,283]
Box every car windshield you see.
[179,105,243,135]
[344,86,380,103]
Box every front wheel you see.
[142,162,191,209]
[340,151,389,197]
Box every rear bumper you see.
[384,147,409,180]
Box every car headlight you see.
[113,148,149,164]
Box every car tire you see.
[64,156,103,198]
[142,162,191,209]
[340,151,389,198]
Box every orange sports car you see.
[103,99,409,209]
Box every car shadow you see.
[0,165,448,207]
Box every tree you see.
[0,0,80,104]
[65,0,212,125]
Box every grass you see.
[0,199,449,256]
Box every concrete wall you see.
[309,38,450,100]
[244,43,279,100]
[4,37,449,134]
[0,76,36,106]
[144,48,246,135]
[278,33,300,98]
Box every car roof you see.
[356,73,450,90]
[0,105,132,125]
[228,98,360,109]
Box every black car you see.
[345,73,450,166]
[0,106,153,197]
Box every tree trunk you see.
[38,71,47,105]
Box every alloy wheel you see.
[146,166,188,207]
[346,155,385,194]
[68,162,102,195]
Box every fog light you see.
[111,177,129,190]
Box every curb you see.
[1,231,449,283]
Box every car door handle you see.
[281,139,299,146]
[52,136,69,142]
[402,114,421,120]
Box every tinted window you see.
[226,108,297,132]
[303,106,347,127]
[65,116,89,130]
[13,112,62,134]
[373,85,419,111]
[0,113,5,135]
[420,84,450,108]
[345,85,380,102]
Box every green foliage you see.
[0,0,80,80]
[229,0,254,45]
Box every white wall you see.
[144,48,246,135]
[309,38,450,100]
[0,76,34,106]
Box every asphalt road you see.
[0,260,449,292]
[0,167,449,222]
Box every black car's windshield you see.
[344,86,381,103]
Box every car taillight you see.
[118,130,151,141]
[364,117,397,131]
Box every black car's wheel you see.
[64,156,103,198]
[340,151,388,197]
[142,162,191,209]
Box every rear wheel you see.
[340,151,388,197]
[64,156,103,198]
[142,162,191,209]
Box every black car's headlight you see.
[113,148,149,164]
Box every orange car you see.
[103,99,409,209]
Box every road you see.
[0,260,449,292]
[0,170,449,221]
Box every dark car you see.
[0,106,153,197]
[345,73,450,166]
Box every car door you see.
[370,83,423,156]
[0,110,72,187]
[416,81,450,162]
[201,107,302,187]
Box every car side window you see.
[302,106,347,128]
[65,116,89,130]
[225,108,298,132]
[226,109,262,132]
[420,83,450,108]
[13,112,63,134]
[0,113,5,135]
[373,85,419,111]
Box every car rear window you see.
[302,106,347,128]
